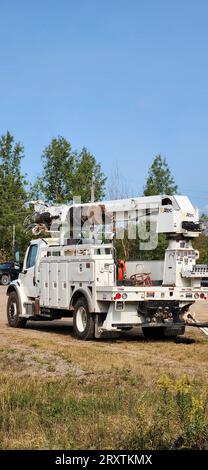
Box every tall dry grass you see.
[0,369,208,449]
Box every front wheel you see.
[73,298,95,340]
[1,274,11,286]
[7,291,27,328]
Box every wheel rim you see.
[2,275,9,285]
[8,301,17,321]
[76,306,87,333]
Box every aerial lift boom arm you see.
[28,194,200,242]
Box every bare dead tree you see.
[106,164,132,200]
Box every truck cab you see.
[19,240,41,298]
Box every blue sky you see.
[0,0,208,210]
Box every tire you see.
[73,298,95,340]
[1,274,11,286]
[142,327,165,340]
[7,291,27,328]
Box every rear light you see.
[194,293,199,299]
[114,293,121,300]
[200,293,207,300]
[122,293,127,299]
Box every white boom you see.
[29,194,200,242]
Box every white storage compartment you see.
[58,262,69,308]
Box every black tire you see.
[73,298,95,340]
[7,291,27,328]
[1,274,11,286]
[142,327,165,340]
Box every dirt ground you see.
[0,286,208,381]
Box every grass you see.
[1,368,208,449]
[1,310,208,449]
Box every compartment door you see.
[58,263,68,308]
[49,263,59,307]
[40,262,50,306]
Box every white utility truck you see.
[6,195,208,339]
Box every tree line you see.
[0,130,207,262]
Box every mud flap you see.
[94,314,120,339]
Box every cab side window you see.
[26,245,38,269]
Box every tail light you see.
[114,293,121,300]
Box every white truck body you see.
[6,194,208,339]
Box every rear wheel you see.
[7,291,27,328]
[1,274,11,286]
[73,298,95,340]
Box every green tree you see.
[193,234,208,264]
[38,136,75,203]
[143,154,178,196]
[138,155,178,261]
[73,147,106,202]
[34,136,106,204]
[0,131,29,258]
[114,228,168,261]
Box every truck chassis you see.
[7,241,208,340]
